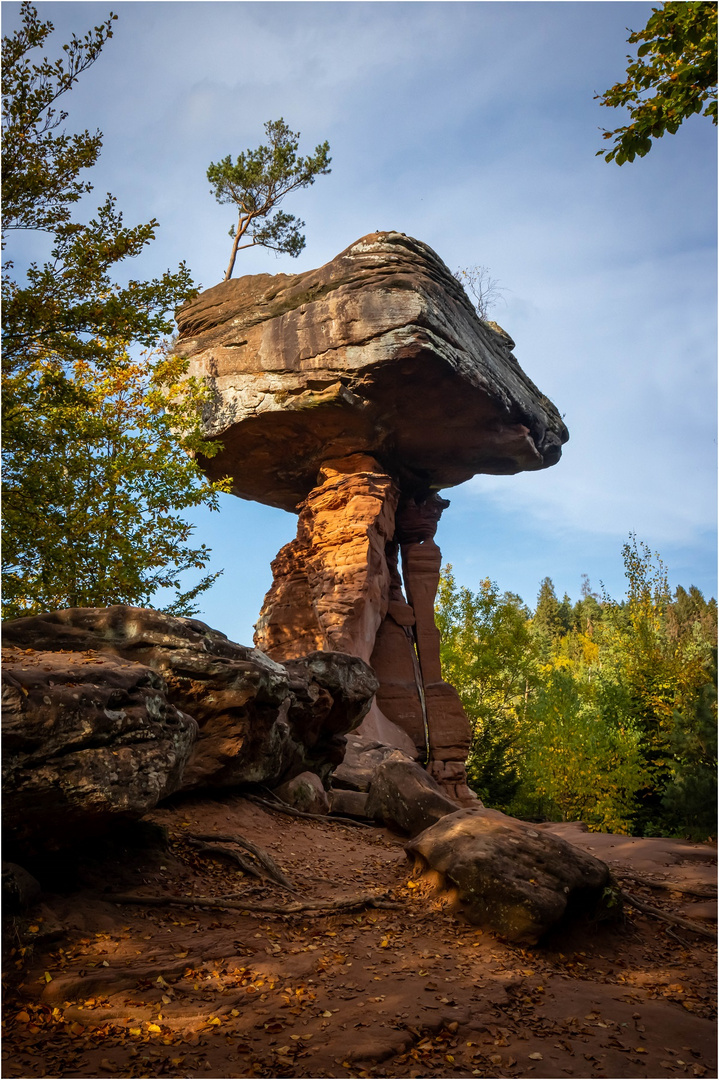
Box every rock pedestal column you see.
[254,454,399,663]
[371,496,476,804]
[256,459,476,805]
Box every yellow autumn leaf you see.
[208,1016,221,1026]
[44,972,52,982]
[147,1023,162,1034]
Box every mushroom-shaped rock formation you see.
[176,232,568,804]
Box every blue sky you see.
[4,1,717,644]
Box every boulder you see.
[2,861,42,912]
[2,647,195,850]
[365,751,463,836]
[329,789,371,819]
[406,808,612,944]
[273,771,330,815]
[175,231,568,511]
[2,607,378,793]
[332,733,399,793]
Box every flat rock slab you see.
[406,807,612,943]
[176,231,568,510]
[2,607,378,793]
[2,647,195,850]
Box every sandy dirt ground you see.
[2,794,716,1079]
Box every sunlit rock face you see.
[175,231,568,512]
[175,233,569,805]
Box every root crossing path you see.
[3,796,716,1079]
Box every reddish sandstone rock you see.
[175,232,568,512]
[406,808,613,944]
[365,751,462,837]
[174,232,569,808]
[273,771,330,815]
[254,454,399,662]
[2,607,377,794]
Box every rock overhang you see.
[175,231,569,512]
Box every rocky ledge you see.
[2,606,378,850]
[175,231,568,512]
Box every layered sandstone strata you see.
[176,231,568,512]
[254,454,399,663]
[175,233,569,804]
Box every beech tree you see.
[597,1,717,164]
[2,3,228,619]
[207,119,331,281]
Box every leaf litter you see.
[2,793,716,1078]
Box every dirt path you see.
[3,795,716,1079]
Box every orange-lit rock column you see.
[254,454,399,663]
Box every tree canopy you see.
[437,538,717,837]
[2,2,227,619]
[207,118,331,281]
[597,1,718,164]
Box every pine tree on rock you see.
[207,119,331,280]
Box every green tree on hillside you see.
[437,538,717,836]
[436,569,536,807]
[532,577,571,652]
[207,119,331,281]
[2,3,227,618]
[597,1,718,164]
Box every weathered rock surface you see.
[273,771,330,815]
[332,732,403,793]
[329,789,370,818]
[406,808,613,944]
[172,232,569,809]
[371,495,475,803]
[175,232,568,512]
[2,607,377,794]
[2,646,195,849]
[365,751,464,836]
[255,454,399,662]
[2,861,42,912]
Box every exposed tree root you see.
[621,889,716,940]
[248,791,371,828]
[188,840,267,883]
[186,832,294,890]
[107,890,397,916]
[616,870,717,899]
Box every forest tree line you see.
[436,534,717,838]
